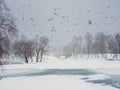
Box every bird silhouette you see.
[107,5,110,8]
[22,17,24,20]
[62,16,65,19]
[88,20,92,25]
[30,17,34,21]
[54,12,59,15]
[48,17,54,22]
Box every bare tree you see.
[14,40,34,63]
[85,32,93,57]
[34,35,49,62]
[115,34,120,54]
[0,0,18,78]
[94,32,107,57]
[0,0,17,58]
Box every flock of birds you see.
[16,3,118,42]
[47,5,116,33]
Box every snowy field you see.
[0,55,120,90]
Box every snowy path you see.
[0,58,120,90]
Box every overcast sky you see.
[6,0,120,46]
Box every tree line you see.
[64,32,120,59]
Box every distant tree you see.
[14,40,34,63]
[105,34,118,56]
[95,32,107,57]
[111,37,119,58]
[64,42,73,55]
[85,32,93,57]
[71,36,83,56]
[115,34,120,54]
[34,35,49,62]
[71,36,79,56]
[106,34,113,54]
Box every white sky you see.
[5,0,120,46]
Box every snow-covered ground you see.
[0,55,120,90]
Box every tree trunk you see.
[36,53,39,62]
[40,49,44,62]
[30,57,33,62]
[25,54,28,63]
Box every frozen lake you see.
[1,68,120,89]
[0,59,120,90]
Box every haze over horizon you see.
[6,0,120,46]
